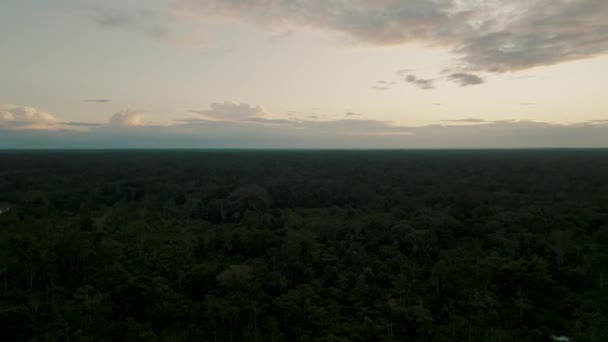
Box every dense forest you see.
[1,150,607,341]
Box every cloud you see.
[0,105,60,130]
[372,80,397,91]
[297,119,412,135]
[91,7,171,41]
[3,103,608,149]
[2,101,608,148]
[453,0,608,72]
[406,121,608,148]
[442,118,486,123]
[345,112,362,117]
[246,117,297,125]
[372,85,391,91]
[174,0,450,44]
[85,99,112,103]
[190,102,267,121]
[176,111,413,138]
[174,0,608,72]
[109,110,144,127]
[448,73,485,87]
[4,117,608,149]
[405,75,435,90]
[63,122,105,127]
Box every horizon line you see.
[2,147,608,152]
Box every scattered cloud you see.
[372,80,397,91]
[519,102,536,106]
[63,122,105,127]
[448,73,485,87]
[173,0,608,72]
[405,75,435,90]
[442,118,486,123]
[3,102,608,148]
[296,119,412,135]
[109,109,144,127]
[3,103,608,148]
[246,117,297,126]
[190,102,267,121]
[0,105,60,130]
[4,117,608,149]
[85,99,112,103]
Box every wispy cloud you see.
[405,75,435,90]
[372,85,391,91]
[85,99,112,103]
[245,117,297,126]
[448,73,485,87]
[189,102,267,121]
[442,118,486,123]
[90,7,171,41]
[371,80,399,91]
[63,122,105,127]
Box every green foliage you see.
[1,150,607,341]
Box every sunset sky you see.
[1,0,607,148]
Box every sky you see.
[1,0,607,148]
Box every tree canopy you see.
[0,150,607,341]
